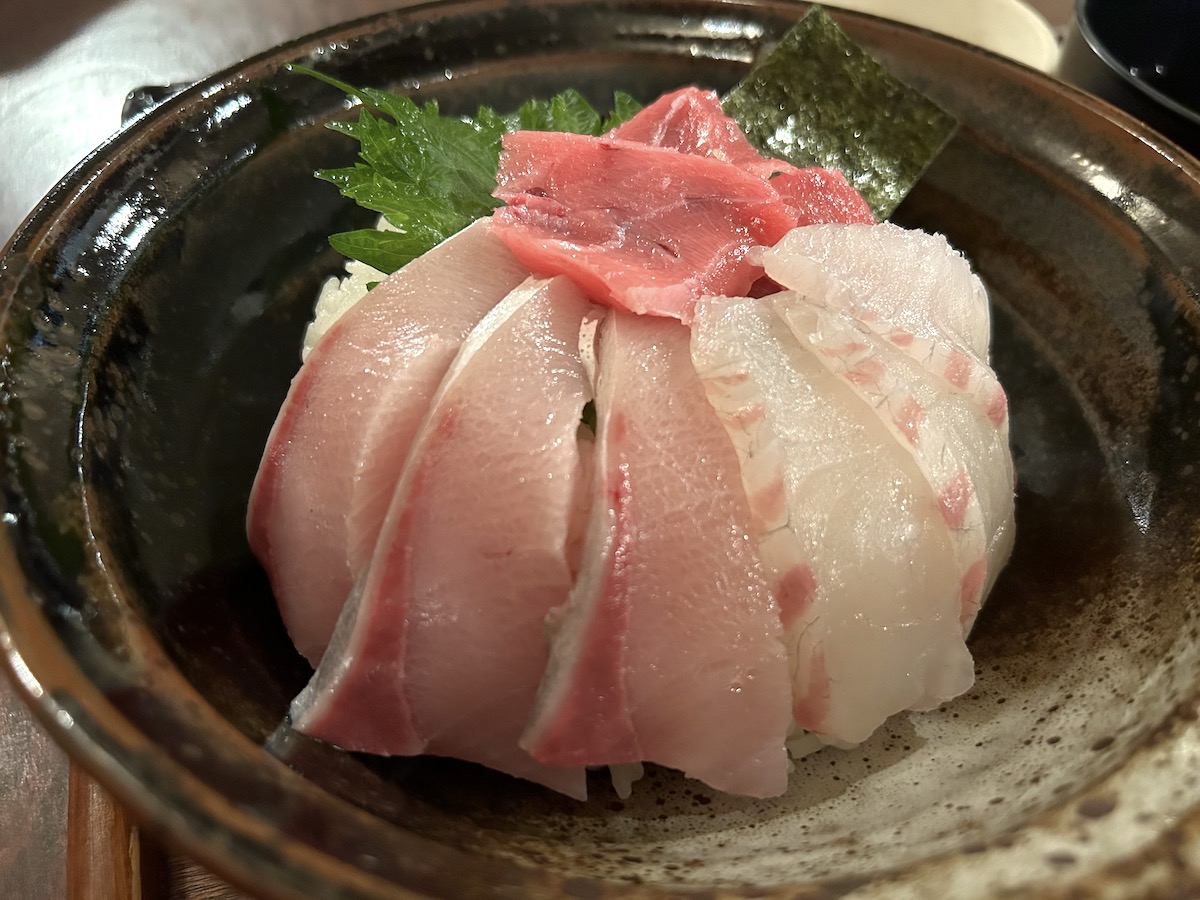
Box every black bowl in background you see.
[1056,0,1200,157]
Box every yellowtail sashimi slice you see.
[247,220,529,665]
[291,276,594,800]
[691,296,972,746]
[523,312,792,798]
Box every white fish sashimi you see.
[761,223,992,360]
[762,222,1015,612]
[767,295,1014,632]
[247,220,530,665]
[691,295,974,746]
[291,276,594,800]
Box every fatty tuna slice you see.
[246,220,528,665]
[492,131,803,323]
[607,87,770,165]
[608,87,874,227]
[290,276,593,800]
[691,295,973,746]
[522,311,792,798]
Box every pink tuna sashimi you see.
[767,295,1014,634]
[247,220,529,665]
[522,312,792,798]
[492,132,799,323]
[691,295,972,746]
[608,86,777,168]
[290,276,593,800]
[608,88,874,226]
[765,168,876,230]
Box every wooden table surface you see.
[0,0,1072,896]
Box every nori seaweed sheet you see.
[724,6,957,220]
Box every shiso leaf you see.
[721,6,957,219]
[510,89,601,134]
[327,228,431,275]
[292,64,640,274]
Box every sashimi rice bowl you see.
[3,1,1200,897]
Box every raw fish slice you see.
[493,132,800,322]
[291,276,593,800]
[763,168,876,229]
[761,223,992,359]
[691,295,973,746]
[608,87,875,226]
[607,87,770,166]
[768,295,1013,633]
[858,326,1016,607]
[523,313,792,798]
[246,220,528,665]
[762,223,1015,604]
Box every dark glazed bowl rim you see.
[1072,0,1200,128]
[3,1,1200,898]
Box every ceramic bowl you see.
[2,1,1200,897]
[1056,0,1200,157]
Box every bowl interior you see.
[3,0,1200,896]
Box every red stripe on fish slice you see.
[775,564,818,631]
[892,394,926,447]
[987,385,1009,428]
[944,349,972,390]
[748,476,788,535]
[525,461,641,765]
[937,468,975,531]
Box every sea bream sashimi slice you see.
[761,223,993,361]
[767,295,1014,634]
[290,275,594,799]
[690,295,973,746]
[762,223,1015,598]
[246,220,529,665]
[522,311,793,799]
[605,87,875,227]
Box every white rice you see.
[301,217,395,360]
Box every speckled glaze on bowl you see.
[2,1,1199,897]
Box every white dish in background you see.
[823,0,1060,70]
